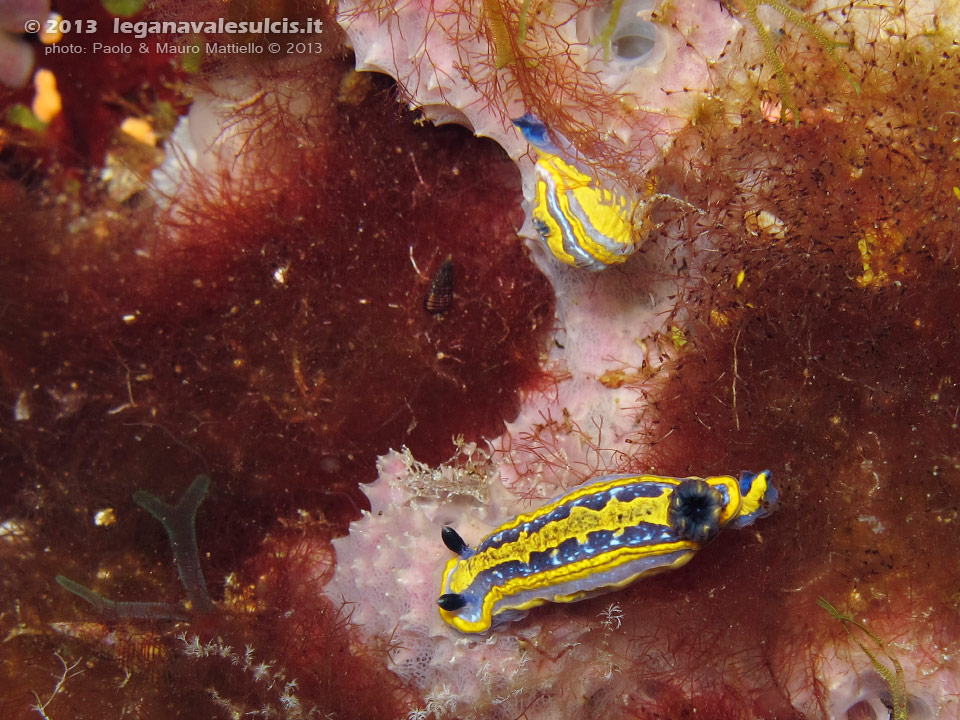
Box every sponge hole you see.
[844,699,878,720]
[842,690,935,720]
[578,0,666,73]
[610,18,658,62]
[903,693,935,720]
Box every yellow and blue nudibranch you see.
[514,114,640,272]
[437,470,778,633]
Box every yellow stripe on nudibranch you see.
[437,470,778,633]
[515,114,639,272]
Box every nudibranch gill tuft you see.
[438,470,777,633]
[514,114,640,272]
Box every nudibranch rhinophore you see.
[514,114,641,272]
[438,470,778,633]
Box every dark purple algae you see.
[0,3,552,715]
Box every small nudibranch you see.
[514,114,639,272]
[437,470,778,633]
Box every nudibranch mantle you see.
[438,470,777,633]
[514,114,642,272]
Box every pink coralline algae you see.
[337,0,738,172]
[329,444,646,720]
[329,442,958,719]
